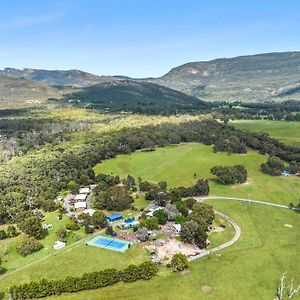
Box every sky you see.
[0,0,300,77]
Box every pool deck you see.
[87,235,132,253]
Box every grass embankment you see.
[95,143,300,206]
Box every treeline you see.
[0,119,299,224]
[8,261,158,300]
[212,100,300,121]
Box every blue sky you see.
[0,0,300,77]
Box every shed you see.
[53,241,65,250]
[107,213,123,222]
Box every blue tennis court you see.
[87,235,132,252]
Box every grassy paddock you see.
[94,143,300,206]
[45,202,300,300]
[232,120,300,146]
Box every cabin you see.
[107,213,123,222]
[53,241,65,250]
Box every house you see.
[83,208,96,216]
[75,194,88,201]
[172,224,181,233]
[74,201,87,210]
[79,187,90,194]
[53,241,65,250]
[107,213,123,222]
[146,206,165,218]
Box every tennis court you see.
[87,235,132,252]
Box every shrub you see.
[170,253,189,272]
[65,221,80,231]
[17,237,43,256]
[0,230,7,240]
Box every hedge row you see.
[8,261,158,299]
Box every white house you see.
[74,201,87,210]
[83,208,95,216]
[79,187,90,194]
[53,241,65,250]
[172,224,181,233]
[75,194,88,201]
[146,206,164,218]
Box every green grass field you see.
[46,202,300,300]
[95,143,300,206]
[232,120,300,146]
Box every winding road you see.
[189,196,299,261]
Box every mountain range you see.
[1,51,300,109]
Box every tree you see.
[261,157,285,176]
[67,180,79,194]
[0,230,7,240]
[153,209,168,225]
[0,257,6,275]
[65,220,80,231]
[18,216,45,239]
[193,179,210,196]
[211,165,247,184]
[194,225,208,249]
[17,237,43,256]
[170,253,189,272]
[104,185,133,211]
[180,220,198,244]
[188,203,215,230]
[136,227,149,242]
[123,175,136,191]
[139,217,159,230]
[6,225,17,237]
[56,228,68,241]
[185,198,196,209]
[92,211,107,229]
[275,272,300,300]
[105,224,114,236]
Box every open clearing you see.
[95,143,300,206]
[232,119,300,146]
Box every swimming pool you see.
[87,235,132,252]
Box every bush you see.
[139,217,159,230]
[170,253,189,272]
[65,221,80,231]
[0,230,7,240]
[17,237,43,256]
[261,157,285,176]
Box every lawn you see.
[0,211,85,274]
[231,119,300,146]
[45,201,300,300]
[94,143,300,206]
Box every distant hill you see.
[60,80,208,113]
[0,68,117,88]
[151,51,300,102]
[0,77,64,108]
